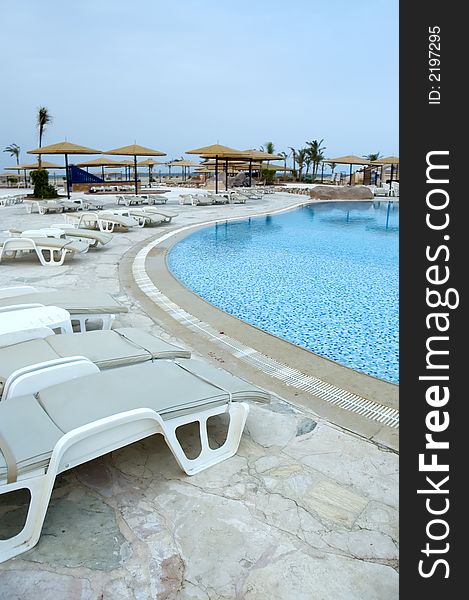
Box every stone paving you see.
[0,188,398,599]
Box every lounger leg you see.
[36,248,67,267]
[71,313,114,332]
[162,403,249,475]
[0,472,57,564]
[70,315,88,332]
[96,220,113,233]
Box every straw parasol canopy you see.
[6,161,66,187]
[105,144,167,194]
[371,156,400,193]
[242,149,284,161]
[324,154,371,185]
[28,140,102,198]
[76,157,128,167]
[76,157,129,180]
[167,159,200,181]
[137,159,165,166]
[6,161,65,170]
[186,144,248,192]
[186,143,245,157]
[371,156,399,165]
[137,159,165,183]
[258,163,292,171]
[239,149,285,185]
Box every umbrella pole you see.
[349,163,352,186]
[65,153,70,199]
[134,156,138,195]
[215,156,219,194]
[321,162,324,183]
[225,159,228,191]
[249,158,252,187]
[101,166,105,181]
[23,169,27,188]
[389,164,394,196]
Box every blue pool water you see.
[168,201,399,383]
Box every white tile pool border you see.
[132,203,399,430]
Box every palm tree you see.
[37,106,53,167]
[260,141,275,155]
[363,152,382,161]
[363,153,382,185]
[306,139,326,181]
[295,148,307,181]
[3,143,21,174]
[304,154,312,179]
[288,147,297,178]
[277,151,288,177]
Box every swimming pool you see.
[168,201,399,383]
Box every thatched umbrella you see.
[371,156,400,194]
[28,141,102,198]
[77,157,128,181]
[166,159,200,181]
[324,155,371,185]
[5,160,65,188]
[105,144,166,194]
[186,144,246,192]
[137,158,164,185]
[238,149,283,186]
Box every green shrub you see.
[260,169,276,185]
[30,169,57,198]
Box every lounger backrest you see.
[0,326,54,349]
[2,356,99,402]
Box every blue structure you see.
[68,166,103,184]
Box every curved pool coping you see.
[125,198,399,450]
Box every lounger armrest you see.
[0,326,54,348]
[2,356,99,402]
[0,286,37,300]
[50,408,164,477]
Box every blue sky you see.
[0,0,398,170]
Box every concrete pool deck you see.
[0,188,398,599]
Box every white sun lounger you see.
[0,196,23,207]
[0,326,191,395]
[0,236,88,266]
[227,193,247,204]
[0,287,128,332]
[67,211,138,232]
[25,200,63,215]
[73,197,107,210]
[140,207,177,222]
[120,208,165,227]
[117,195,146,206]
[147,195,168,205]
[7,227,111,250]
[0,306,73,340]
[178,194,195,205]
[0,356,269,562]
[121,194,169,206]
